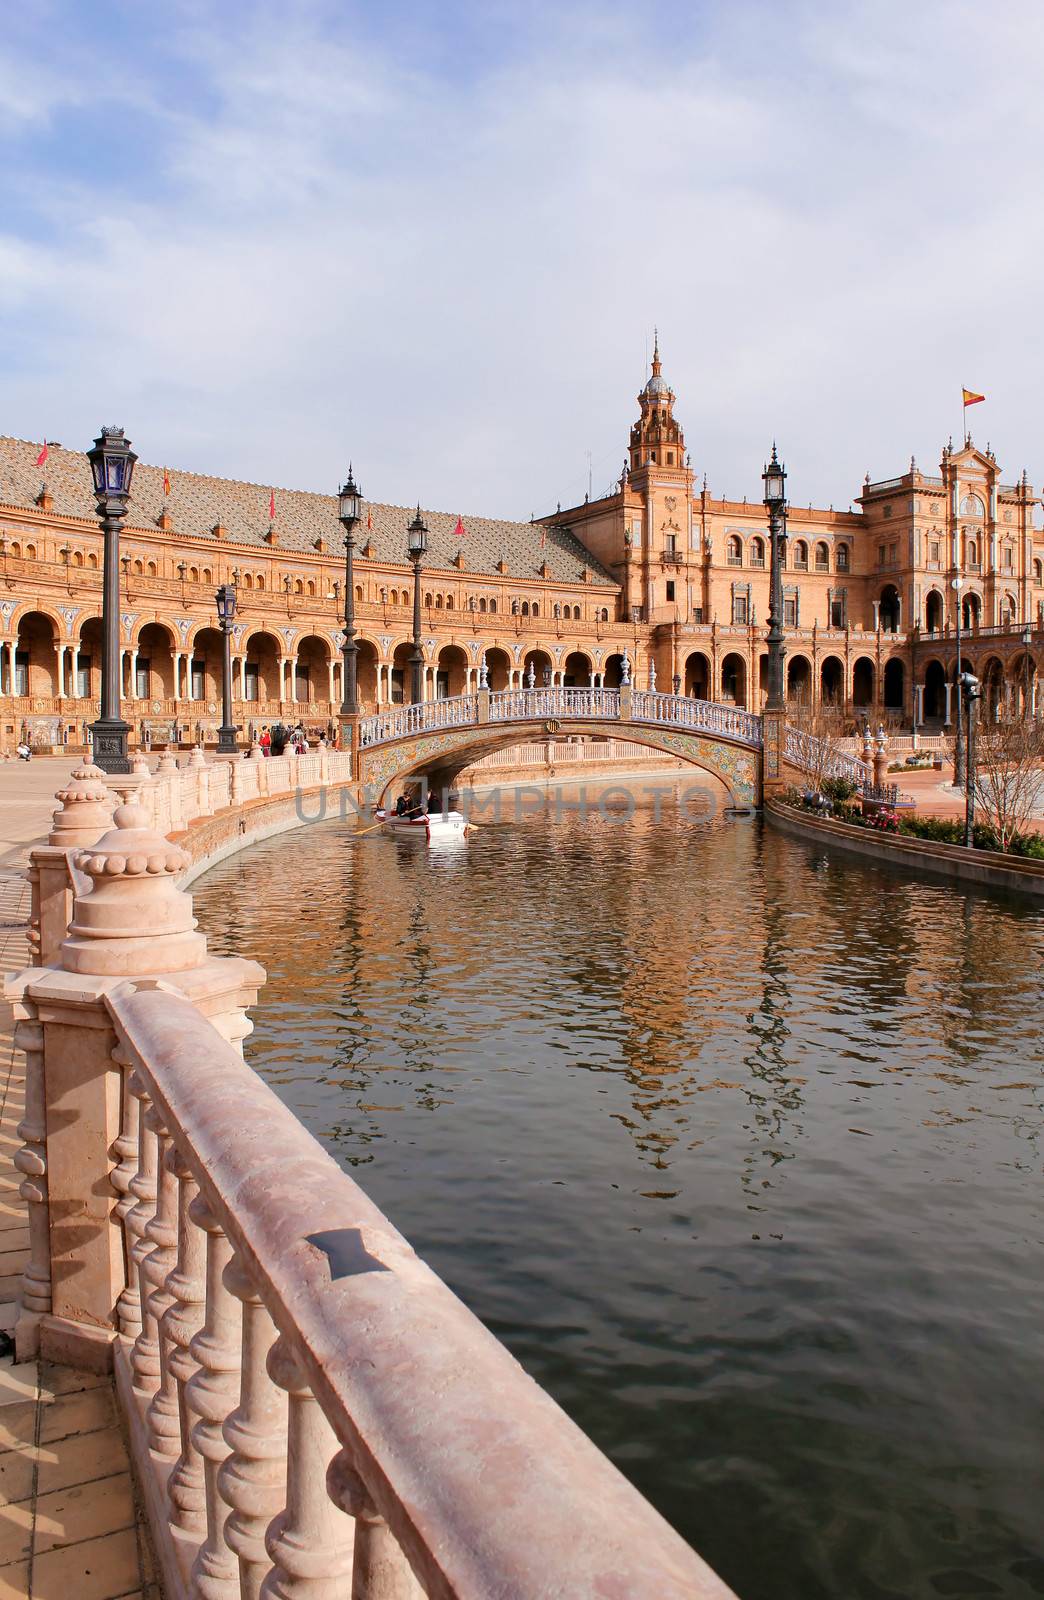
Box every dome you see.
[644,372,670,397]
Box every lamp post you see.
[215,584,238,754]
[953,576,966,787]
[87,426,137,773]
[1021,620,1033,718]
[763,444,787,712]
[961,670,981,848]
[407,506,428,705]
[337,466,362,738]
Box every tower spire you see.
[652,327,661,375]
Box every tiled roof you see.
[0,436,617,588]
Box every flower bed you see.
[784,786,1044,859]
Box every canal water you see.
[193,777,1043,1600]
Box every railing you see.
[784,725,873,785]
[488,686,621,722]
[98,986,733,1600]
[630,692,764,748]
[359,694,478,746]
[860,780,900,805]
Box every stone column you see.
[326,659,335,705]
[173,653,182,703]
[943,681,953,726]
[55,643,67,699]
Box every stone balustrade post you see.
[328,1452,423,1600]
[187,1195,240,1600]
[476,687,490,724]
[873,725,888,792]
[219,1256,289,1600]
[261,1334,355,1600]
[760,706,785,801]
[619,681,632,720]
[5,801,263,1366]
[144,1114,182,1457]
[164,1147,207,1533]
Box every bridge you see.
[355,686,873,807]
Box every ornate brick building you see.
[1,345,1041,749]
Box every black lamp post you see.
[87,426,137,772]
[961,670,981,848]
[763,445,787,712]
[1021,620,1033,718]
[215,584,238,754]
[407,506,428,704]
[337,466,362,732]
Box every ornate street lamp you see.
[87,426,137,772]
[1022,620,1033,718]
[215,584,238,754]
[407,506,428,704]
[337,466,363,730]
[763,444,787,712]
[960,670,981,847]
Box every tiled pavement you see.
[0,760,156,1600]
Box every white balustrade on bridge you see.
[629,692,764,748]
[358,686,766,750]
[784,725,873,786]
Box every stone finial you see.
[248,740,264,761]
[48,760,115,849]
[157,751,179,775]
[187,746,206,769]
[61,804,206,977]
[131,752,151,776]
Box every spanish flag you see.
[962,388,985,407]
[163,468,171,497]
[35,442,48,468]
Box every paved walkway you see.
[0,759,153,1600]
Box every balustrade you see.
[784,725,873,786]
[629,692,764,748]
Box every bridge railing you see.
[630,692,764,748]
[784,725,873,786]
[359,694,478,747]
[488,685,621,722]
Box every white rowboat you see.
[375,808,469,841]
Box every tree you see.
[971,713,1044,850]
[785,701,869,793]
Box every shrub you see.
[822,776,858,804]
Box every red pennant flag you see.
[540,527,547,550]
[454,515,466,538]
[366,506,373,532]
[268,489,276,521]
[35,441,48,468]
[163,468,171,497]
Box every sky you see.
[3,0,1044,522]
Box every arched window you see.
[307,581,315,597]
[726,535,743,567]
[532,603,539,617]
[573,605,581,619]
[189,566,199,582]
[148,561,157,577]
[435,594,443,609]
[73,551,84,567]
[88,553,98,569]
[1035,559,1043,585]
[490,599,497,614]
[836,544,850,571]
[553,603,561,618]
[294,579,304,595]
[424,592,433,607]
[750,536,765,568]
[966,538,978,565]
[959,493,986,519]
[25,545,35,559]
[202,567,212,582]
[134,559,144,576]
[521,601,530,617]
[479,597,487,612]
[446,596,454,610]
[244,573,254,589]
[815,542,829,571]
[601,607,609,622]
[354,585,362,603]
[793,540,808,570]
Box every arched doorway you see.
[883,658,904,712]
[980,657,1004,721]
[436,644,469,698]
[14,611,58,697]
[603,653,627,689]
[879,585,901,633]
[356,639,378,707]
[852,657,874,710]
[685,651,710,698]
[523,648,553,687]
[563,651,592,686]
[962,591,982,631]
[294,634,331,706]
[133,622,176,700]
[1011,652,1036,718]
[189,628,224,706]
[74,618,103,701]
[720,652,746,707]
[392,641,415,703]
[924,590,944,633]
[786,656,811,705]
[923,660,947,722]
[244,632,281,706]
[820,656,844,708]
[484,647,511,691]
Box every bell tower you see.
[628,333,685,474]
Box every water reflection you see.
[194,776,1044,1600]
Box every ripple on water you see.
[194,784,1044,1600]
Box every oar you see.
[353,822,386,837]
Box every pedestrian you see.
[260,726,271,757]
[16,740,31,762]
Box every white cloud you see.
[3,0,1044,520]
